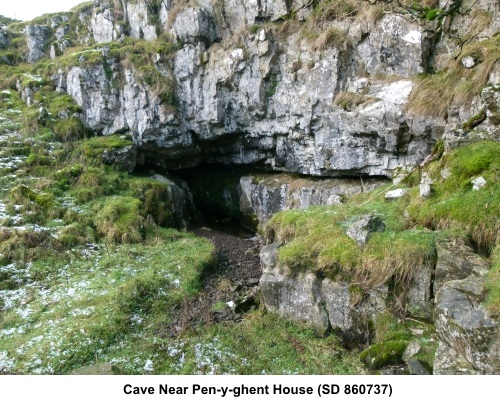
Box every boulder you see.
[472,176,487,190]
[405,264,434,319]
[434,276,500,374]
[259,247,330,336]
[101,140,137,172]
[25,25,51,63]
[346,215,385,247]
[434,239,489,294]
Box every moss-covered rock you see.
[359,340,409,370]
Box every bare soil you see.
[165,224,262,337]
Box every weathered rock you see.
[0,29,9,49]
[259,243,388,341]
[434,277,500,374]
[346,215,385,247]
[406,358,430,375]
[405,264,434,320]
[240,174,388,226]
[259,244,330,336]
[101,138,137,172]
[150,174,195,228]
[172,8,217,45]
[385,189,408,199]
[462,56,476,69]
[354,14,432,77]
[472,176,487,190]
[402,341,421,362]
[91,7,118,43]
[434,239,489,294]
[433,341,480,375]
[419,172,433,199]
[25,25,50,63]
[127,0,158,41]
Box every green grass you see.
[152,311,364,375]
[486,246,500,318]
[0,235,215,374]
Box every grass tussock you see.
[407,35,500,118]
[334,91,379,111]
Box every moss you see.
[359,340,408,370]
[56,223,95,248]
[406,141,500,249]
[53,164,84,188]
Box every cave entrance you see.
[173,164,259,237]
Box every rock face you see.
[240,174,388,226]
[259,243,387,341]
[434,277,500,374]
[172,8,217,45]
[25,25,51,63]
[17,1,498,178]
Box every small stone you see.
[385,188,408,199]
[461,56,476,69]
[441,167,451,179]
[420,184,432,199]
[258,29,266,42]
[346,215,385,247]
[472,176,486,190]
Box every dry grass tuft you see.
[407,35,500,118]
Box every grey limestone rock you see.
[346,215,385,247]
[433,341,480,375]
[25,25,51,63]
[0,29,9,49]
[434,276,500,374]
[127,0,158,41]
[385,189,408,199]
[259,243,388,341]
[172,8,217,45]
[434,239,489,294]
[240,174,388,227]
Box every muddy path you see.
[165,224,263,337]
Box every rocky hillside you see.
[0,0,499,374]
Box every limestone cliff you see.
[13,0,499,178]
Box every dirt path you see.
[166,225,262,337]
